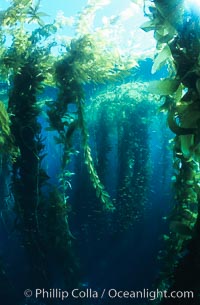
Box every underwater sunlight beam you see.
[184,0,200,13]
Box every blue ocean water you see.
[0,60,173,305]
[0,1,178,305]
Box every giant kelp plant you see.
[0,0,79,298]
[47,35,117,211]
[144,0,200,303]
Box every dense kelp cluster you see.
[0,0,155,303]
[87,83,157,232]
[66,82,161,287]
[144,0,200,303]
[1,0,199,304]
[1,2,80,294]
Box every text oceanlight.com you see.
[24,288,194,301]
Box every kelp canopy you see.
[0,0,200,304]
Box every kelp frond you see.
[0,101,19,160]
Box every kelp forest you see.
[0,0,200,305]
